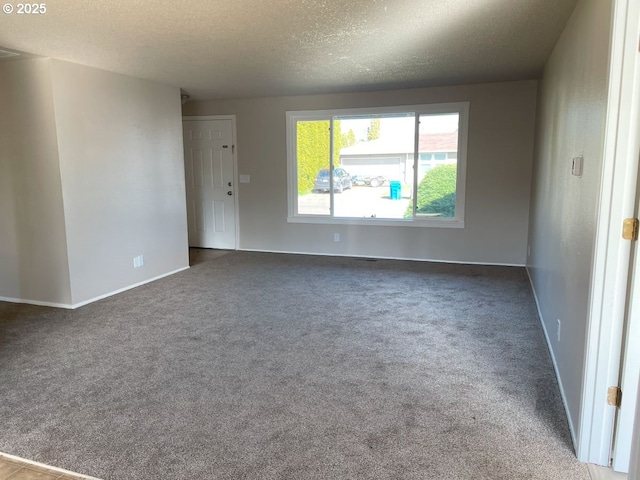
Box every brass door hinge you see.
[607,386,622,407]
[622,218,639,240]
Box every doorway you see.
[182,116,238,250]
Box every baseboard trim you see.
[587,463,629,480]
[239,248,525,267]
[70,266,190,309]
[526,266,579,451]
[0,266,190,310]
[0,451,103,480]
[0,296,74,309]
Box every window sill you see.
[287,216,465,228]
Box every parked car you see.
[314,168,352,193]
[351,175,388,187]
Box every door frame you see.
[579,0,640,468]
[182,115,240,250]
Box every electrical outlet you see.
[557,319,561,342]
[333,233,340,242]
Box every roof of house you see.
[340,132,458,156]
[419,132,459,153]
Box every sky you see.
[340,113,459,142]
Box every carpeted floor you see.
[0,249,590,480]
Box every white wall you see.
[0,58,72,305]
[50,60,190,306]
[184,80,537,265]
[527,0,613,444]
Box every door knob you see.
[228,182,232,186]
[227,191,232,196]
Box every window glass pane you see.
[296,120,330,216]
[415,113,459,219]
[287,103,467,226]
[333,114,415,219]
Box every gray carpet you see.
[0,250,590,480]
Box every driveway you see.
[298,185,411,219]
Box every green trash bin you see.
[389,181,401,200]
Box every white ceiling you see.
[0,0,578,100]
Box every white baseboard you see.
[0,296,74,309]
[526,266,579,451]
[0,451,102,480]
[0,266,190,310]
[239,247,525,267]
[588,463,629,480]
[69,266,190,308]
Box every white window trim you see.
[286,102,469,228]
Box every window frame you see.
[286,102,469,228]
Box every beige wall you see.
[0,58,72,305]
[527,0,613,441]
[184,80,537,265]
[0,58,189,308]
[50,60,190,305]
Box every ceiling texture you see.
[0,0,579,100]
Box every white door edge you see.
[183,115,239,250]
[617,222,640,471]
[612,2,640,468]
[629,379,640,479]
[579,0,640,468]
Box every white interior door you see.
[613,187,640,472]
[615,255,640,472]
[583,0,640,469]
[612,4,640,469]
[629,381,640,479]
[183,119,236,249]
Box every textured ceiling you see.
[0,0,578,100]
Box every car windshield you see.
[317,169,344,177]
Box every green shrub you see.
[406,164,457,218]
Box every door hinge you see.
[232,145,235,154]
[622,218,639,240]
[607,386,622,407]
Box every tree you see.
[343,129,356,147]
[297,120,329,194]
[333,120,343,162]
[296,120,344,194]
[367,118,381,141]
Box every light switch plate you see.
[239,175,251,184]
[572,156,583,177]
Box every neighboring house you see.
[417,132,458,179]
[339,131,458,184]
